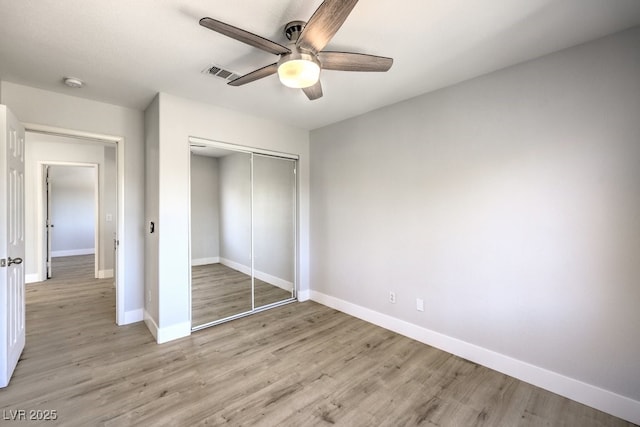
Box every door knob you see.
[8,257,23,266]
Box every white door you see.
[0,105,26,388]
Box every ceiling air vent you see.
[202,64,241,82]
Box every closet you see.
[189,139,297,330]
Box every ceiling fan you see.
[199,0,393,100]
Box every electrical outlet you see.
[416,298,424,312]
[389,291,396,304]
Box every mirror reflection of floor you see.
[191,263,293,327]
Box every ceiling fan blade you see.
[297,0,359,53]
[302,80,323,100]
[228,63,278,86]
[318,51,393,72]
[200,17,290,56]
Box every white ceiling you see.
[1,0,639,130]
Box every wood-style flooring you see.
[0,255,634,426]
[191,263,292,327]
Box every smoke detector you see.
[63,77,84,88]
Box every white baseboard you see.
[122,308,143,325]
[29,271,113,283]
[219,257,251,275]
[144,310,159,341]
[28,270,113,282]
[98,269,113,279]
[144,311,191,344]
[51,248,95,257]
[25,273,41,284]
[219,258,293,291]
[156,321,191,344]
[254,270,293,292]
[192,257,220,266]
[297,289,310,301]
[310,291,640,425]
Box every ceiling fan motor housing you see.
[284,21,306,41]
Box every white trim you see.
[25,123,127,326]
[310,291,640,425]
[122,308,143,325]
[187,151,192,335]
[116,129,125,326]
[144,311,190,344]
[297,289,310,302]
[157,322,191,344]
[24,123,121,143]
[219,257,250,275]
[98,269,113,279]
[191,257,219,266]
[51,248,95,257]
[25,274,40,284]
[144,310,158,341]
[93,164,100,279]
[253,270,293,292]
[250,154,255,310]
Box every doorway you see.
[43,163,101,280]
[24,125,126,324]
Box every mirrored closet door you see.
[189,141,296,330]
[253,154,296,309]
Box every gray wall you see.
[253,155,295,284]
[219,152,252,268]
[49,166,95,255]
[190,154,220,263]
[310,26,640,406]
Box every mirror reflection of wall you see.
[253,154,296,308]
[190,144,297,330]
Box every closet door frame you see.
[188,136,298,331]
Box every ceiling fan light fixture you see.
[277,52,320,89]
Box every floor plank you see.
[0,255,635,426]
